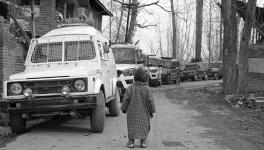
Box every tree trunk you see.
[237,0,257,96]
[208,0,212,63]
[126,0,138,43]
[170,0,177,59]
[115,0,124,43]
[221,0,238,95]
[195,0,203,62]
[219,10,223,61]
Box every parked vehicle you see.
[207,61,223,80]
[111,43,142,101]
[0,24,120,133]
[116,64,136,102]
[160,58,181,85]
[147,66,162,87]
[180,62,208,81]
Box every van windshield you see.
[31,40,96,63]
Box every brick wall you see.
[35,0,56,36]
[0,18,25,91]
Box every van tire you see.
[90,90,105,133]
[9,114,26,134]
[108,89,120,116]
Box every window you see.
[31,44,48,63]
[97,41,103,57]
[31,42,62,63]
[20,0,40,6]
[65,41,78,61]
[78,41,96,60]
[65,40,96,61]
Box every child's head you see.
[134,67,147,82]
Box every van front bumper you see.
[0,95,98,113]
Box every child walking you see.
[121,67,156,148]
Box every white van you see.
[0,24,120,133]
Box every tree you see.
[195,0,203,61]
[170,0,177,59]
[126,0,138,43]
[114,0,159,43]
[207,0,212,63]
[237,0,257,96]
[221,0,238,95]
[115,0,125,43]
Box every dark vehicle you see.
[162,67,181,84]
[161,58,181,85]
[207,61,223,80]
[180,62,208,81]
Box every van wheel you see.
[90,90,105,133]
[9,114,26,134]
[108,88,120,116]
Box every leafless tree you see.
[237,0,257,96]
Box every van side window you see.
[97,41,103,57]
[103,42,109,59]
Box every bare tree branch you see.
[138,0,160,8]
[156,3,171,12]
[113,0,129,6]
[136,23,157,28]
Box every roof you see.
[111,43,136,49]
[116,64,138,71]
[42,25,98,37]
[78,0,113,16]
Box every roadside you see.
[0,80,263,150]
[166,81,264,150]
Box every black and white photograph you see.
[0,0,264,149]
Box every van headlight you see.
[9,83,23,95]
[74,79,86,91]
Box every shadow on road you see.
[28,116,93,134]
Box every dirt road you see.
[1,80,263,150]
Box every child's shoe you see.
[140,139,147,148]
[127,139,134,148]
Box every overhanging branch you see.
[138,0,160,8]
[136,23,157,28]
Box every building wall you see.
[0,18,25,91]
[248,45,264,92]
[35,0,56,36]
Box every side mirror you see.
[103,43,110,53]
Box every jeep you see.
[0,24,120,133]
[180,62,208,81]
[207,61,223,80]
